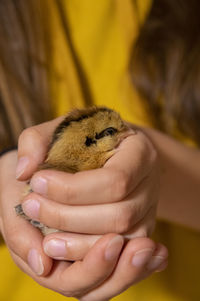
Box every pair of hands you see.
[0,117,168,301]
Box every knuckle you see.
[114,205,134,234]
[53,207,68,231]
[38,198,68,231]
[63,184,75,203]
[110,170,129,202]
[19,127,44,147]
[18,128,29,142]
[5,228,20,253]
[139,135,158,166]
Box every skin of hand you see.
[0,151,168,301]
[16,107,158,238]
[18,115,159,240]
[0,116,168,300]
[15,107,135,235]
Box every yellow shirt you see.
[1,1,199,300]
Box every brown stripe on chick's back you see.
[49,107,112,148]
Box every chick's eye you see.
[95,127,117,140]
[104,127,117,136]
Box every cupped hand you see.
[10,230,168,301]
[18,118,159,239]
[13,117,169,300]
[0,151,168,300]
[0,151,52,276]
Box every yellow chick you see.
[41,106,128,172]
[15,106,130,235]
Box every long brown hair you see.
[131,0,200,144]
[0,0,51,150]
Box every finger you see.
[0,152,53,276]
[146,243,169,271]
[22,170,156,235]
[30,131,157,205]
[10,236,167,301]
[36,234,124,298]
[43,232,100,260]
[42,206,156,261]
[2,200,53,277]
[16,117,64,180]
[8,249,72,286]
[80,238,168,301]
[155,260,168,272]
[21,190,150,234]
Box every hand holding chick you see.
[16,107,132,235]
[16,106,159,242]
[2,110,168,300]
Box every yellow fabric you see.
[1,1,200,300]
[49,0,153,128]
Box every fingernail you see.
[30,177,47,195]
[44,239,67,259]
[105,235,124,261]
[28,249,44,276]
[132,248,154,267]
[22,199,40,220]
[16,157,29,179]
[155,260,168,272]
[147,256,165,271]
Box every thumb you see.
[16,117,63,181]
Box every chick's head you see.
[42,107,128,172]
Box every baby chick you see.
[15,106,131,235]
